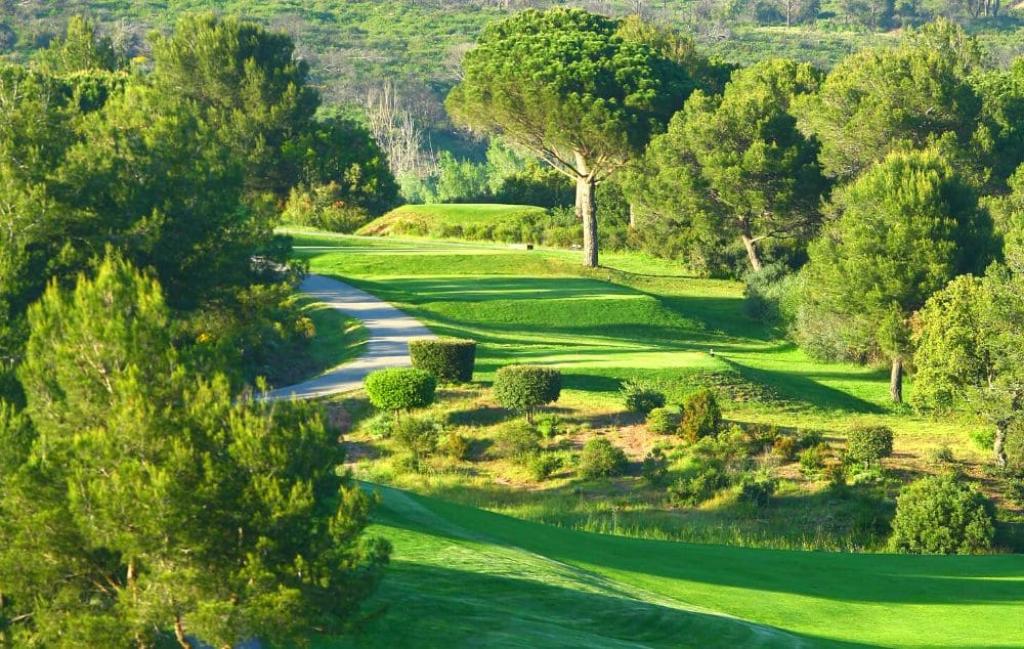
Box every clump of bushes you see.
[679,389,722,442]
[846,425,894,465]
[641,448,669,485]
[621,379,665,415]
[577,437,628,479]
[409,337,477,383]
[646,406,681,435]
[889,474,995,555]
[535,414,562,439]
[526,452,563,481]
[495,420,541,463]
[365,367,436,414]
[737,471,778,508]
[799,444,829,477]
[493,365,561,422]
[439,431,471,460]
[392,417,441,469]
[668,463,729,506]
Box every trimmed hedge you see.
[365,367,437,412]
[410,337,477,382]
[846,425,894,464]
[493,365,561,418]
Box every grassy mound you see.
[327,485,1024,648]
[358,204,547,239]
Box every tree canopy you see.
[795,147,996,402]
[626,58,827,272]
[0,253,389,647]
[446,8,691,267]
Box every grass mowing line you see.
[330,485,1024,649]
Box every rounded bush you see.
[492,365,561,417]
[621,380,666,415]
[846,425,894,464]
[889,475,995,554]
[679,389,722,442]
[365,368,437,412]
[577,437,627,479]
[409,337,477,383]
[646,407,681,435]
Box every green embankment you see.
[325,484,1024,649]
[357,204,546,238]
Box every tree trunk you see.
[578,176,598,268]
[740,233,763,272]
[174,616,195,649]
[994,420,1008,468]
[574,151,598,268]
[889,357,903,404]
[628,203,637,229]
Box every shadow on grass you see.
[718,357,886,415]
[343,560,876,649]
[367,484,1024,607]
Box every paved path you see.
[263,274,433,401]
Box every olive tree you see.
[446,8,690,267]
[796,148,995,403]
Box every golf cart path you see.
[263,274,433,401]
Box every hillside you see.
[3,1,1023,113]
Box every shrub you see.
[646,406,681,435]
[668,464,729,506]
[392,417,440,468]
[928,445,955,466]
[535,414,562,439]
[737,471,778,508]
[365,368,437,413]
[621,379,666,415]
[799,443,828,477]
[641,448,669,485]
[526,452,562,481]
[889,475,995,555]
[409,337,477,383]
[771,436,798,462]
[493,365,561,421]
[578,437,628,479]
[679,389,722,442]
[439,432,471,460]
[846,425,894,465]
[495,421,541,463]
[1004,473,1024,507]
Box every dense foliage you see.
[447,8,693,267]
[889,475,996,554]
[409,337,477,383]
[365,368,438,413]
[578,437,629,479]
[846,425,895,464]
[794,147,996,402]
[0,254,388,647]
[680,389,723,442]
[492,365,562,421]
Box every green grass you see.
[324,484,1024,649]
[294,294,368,378]
[358,203,546,237]
[293,232,963,441]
